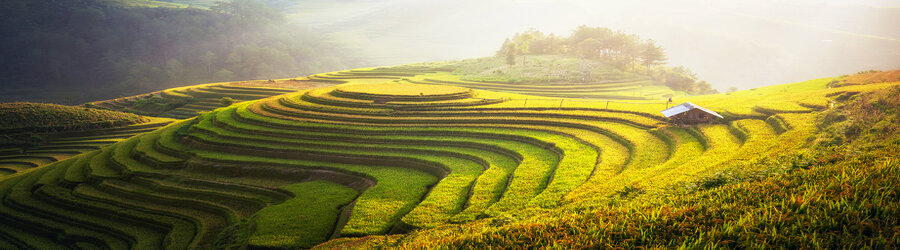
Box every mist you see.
[278,0,900,90]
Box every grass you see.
[249,181,358,249]
[0,102,146,133]
[366,144,900,249]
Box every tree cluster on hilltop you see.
[0,0,358,104]
[497,26,717,94]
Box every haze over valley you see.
[275,0,900,90]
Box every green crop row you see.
[236,99,644,210]
[90,179,234,249]
[147,121,437,235]
[215,106,568,214]
[241,106,602,212]
[182,120,488,229]
[196,111,529,221]
[0,168,131,249]
[249,181,358,249]
[9,185,164,249]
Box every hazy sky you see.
[280,0,900,90]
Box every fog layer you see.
[280,0,900,90]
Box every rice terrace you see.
[1,0,899,249]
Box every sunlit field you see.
[2,61,898,248]
[1,0,898,248]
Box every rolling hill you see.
[0,66,897,249]
[0,103,173,177]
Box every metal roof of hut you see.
[661,102,723,119]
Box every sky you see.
[277,0,900,90]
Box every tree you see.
[727,86,739,93]
[618,34,641,71]
[514,33,534,65]
[641,39,667,72]
[695,80,718,94]
[568,26,613,55]
[0,0,356,105]
[496,38,513,56]
[211,0,282,24]
[165,58,184,83]
[497,38,518,66]
[199,51,217,75]
[577,38,602,59]
[664,71,696,91]
[529,32,560,54]
[505,46,517,66]
[213,69,235,82]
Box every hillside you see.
[0,103,173,177]
[320,79,900,249]
[86,78,335,119]
[0,103,146,134]
[0,66,896,248]
[0,0,356,105]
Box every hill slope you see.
[86,78,335,119]
[0,68,896,249]
[320,80,900,249]
[0,103,173,178]
[0,103,146,134]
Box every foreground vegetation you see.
[334,141,899,248]
[320,80,900,248]
[0,66,896,249]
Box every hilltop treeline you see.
[0,0,358,104]
[497,26,716,94]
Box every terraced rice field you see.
[313,68,683,100]
[0,118,173,177]
[87,79,332,119]
[1,66,894,249]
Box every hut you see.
[661,102,723,124]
